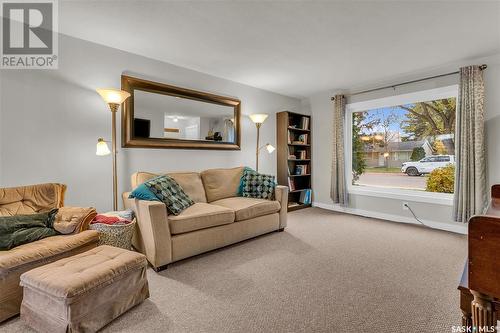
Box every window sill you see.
[348,186,454,206]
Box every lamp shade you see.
[96,138,111,156]
[265,144,276,153]
[96,88,131,105]
[249,113,269,124]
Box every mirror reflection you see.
[133,90,236,143]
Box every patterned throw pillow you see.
[242,169,276,200]
[143,175,194,215]
[238,166,254,196]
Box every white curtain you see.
[453,65,487,223]
[331,95,348,205]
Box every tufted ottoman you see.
[19,245,149,333]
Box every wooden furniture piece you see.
[277,111,312,211]
[121,75,241,150]
[458,184,500,331]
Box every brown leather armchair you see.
[0,183,100,322]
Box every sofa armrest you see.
[275,185,289,229]
[123,193,172,268]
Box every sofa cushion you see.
[168,203,235,235]
[0,183,66,217]
[0,230,99,276]
[201,167,244,202]
[131,171,157,189]
[131,172,207,203]
[168,172,207,203]
[211,197,280,221]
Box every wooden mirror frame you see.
[121,75,241,150]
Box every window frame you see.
[344,85,459,206]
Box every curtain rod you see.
[331,64,487,101]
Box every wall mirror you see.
[121,75,241,150]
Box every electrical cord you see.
[404,203,429,228]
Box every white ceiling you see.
[60,1,500,98]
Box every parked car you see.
[401,155,455,176]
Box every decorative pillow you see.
[143,175,194,215]
[238,166,254,196]
[242,169,276,200]
[129,183,160,201]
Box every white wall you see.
[134,107,165,138]
[0,34,303,211]
[308,53,500,231]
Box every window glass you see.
[351,96,456,194]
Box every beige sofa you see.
[0,183,99,322]
[123,167,288,271]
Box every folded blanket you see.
[91,210,134,226]
[0,209,60,250]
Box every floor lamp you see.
[96,88,131,211]
[249,114,275,172]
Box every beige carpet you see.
[2,208,467,333]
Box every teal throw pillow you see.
[129,183,160,202]
[242,169,276,200]
[238,166,254,196]
[143,175,194,215]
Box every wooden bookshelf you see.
[277,111,312,212]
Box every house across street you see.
[362,140,434,168]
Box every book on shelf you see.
[294,164,309,175]
[296,150,307,159]
[287,131,292,144]
[300,116,310,130]
[299,189,312,204]
[287,178,296,191]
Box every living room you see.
[1,1,499,332]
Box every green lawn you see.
[364,167,401,173]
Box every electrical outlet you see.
[402,202,409,210]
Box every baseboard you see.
[312,202,467,235]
